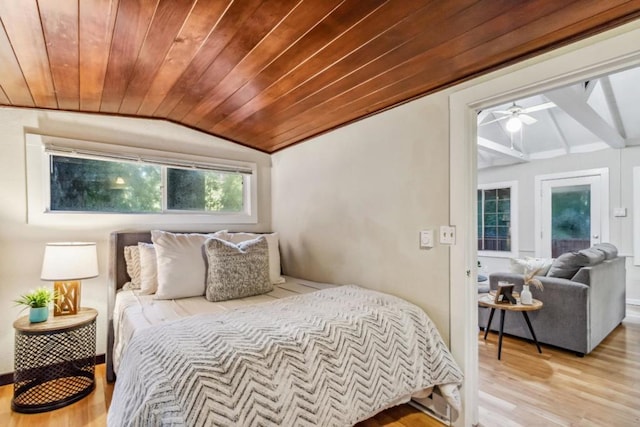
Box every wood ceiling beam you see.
[544,85,626,149]
[477,137,529,163]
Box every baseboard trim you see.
[0,353,105,386]
[0,372,12,387]
[627,298,640,306]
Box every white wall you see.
[478,146,640,302]
[0,107,271,375]
[272,91,453,339]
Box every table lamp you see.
[41,242,98,316]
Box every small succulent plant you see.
[14,287,55,309]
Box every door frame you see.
[534,168,610,257]
[449,23,640,427]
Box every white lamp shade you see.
[41,242,99,281]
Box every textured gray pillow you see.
[204,236,272,302]
[592,243,618,260]
[547,251,590,279]
[578,247,605,266]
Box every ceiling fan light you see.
[505,116,522,132]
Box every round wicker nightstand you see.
[12,307,97,413]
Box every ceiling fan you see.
[479,102,556,132]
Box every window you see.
[50,156,162,213]
[166,168,244,212]
[534,169,608,258]
[477,181,518,257]
[25,133,258,226]
[47,151,248,215]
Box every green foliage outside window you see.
[49,155,244,213]
[551,188,590,239]
[50,156,161,212]
[168,168,244,212]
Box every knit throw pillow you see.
[123,245,141,289]
[204,236,272,302]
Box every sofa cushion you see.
[592,243,618,260]
[547,251,591,279]
[578,247,605,266]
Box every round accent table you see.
[478,295,543,360]
[12,307,97,413]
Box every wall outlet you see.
[420,230,434,249]
[439,225,456,245]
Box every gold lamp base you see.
[54,281,81,316]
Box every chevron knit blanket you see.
[108,285,463,427]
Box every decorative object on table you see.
[494,282,517,304]
[521,268,544,305]
[520,284,533,305]
[40,242,99,316]
[13,287,55,323]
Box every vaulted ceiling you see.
[1,1,639,153]
[477,65,640,169]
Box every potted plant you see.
[14,287,55,323]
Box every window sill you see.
[478,250,516,259]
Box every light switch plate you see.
[420,230,434,249]
[439,225,456,245]
[613,207,627,217]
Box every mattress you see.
[112,275,337,374]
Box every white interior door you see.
[540,175,602,258]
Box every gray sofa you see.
[479,255,626,356]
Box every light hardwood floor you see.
[2,308,638,426]
[478,309,640,426]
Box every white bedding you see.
[108,285,463,426]
[112,275,337,374]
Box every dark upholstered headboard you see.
[110,231,152,291]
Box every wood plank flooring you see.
[1,306,638,426]
[478,309,640,426]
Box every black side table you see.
[12,307,97,413]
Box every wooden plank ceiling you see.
[1,0,639,153]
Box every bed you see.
[106,231,463,426]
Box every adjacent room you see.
[475,65,640,426]
[1,2,639,426]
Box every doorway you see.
[449,23,640,427]
[535,169,609,258]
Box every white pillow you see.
[525,257,554,276]
[151,230,225,299]
[509,257,553,276]
[221,231,285,284]
[138,242,158,295]
[509,257,527,274]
